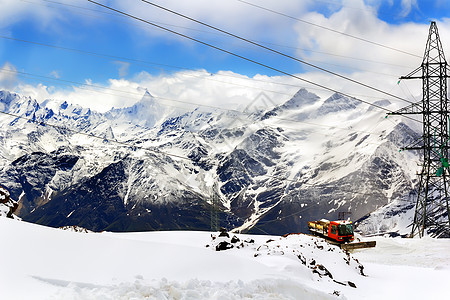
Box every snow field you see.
[49,277,332,300]
[0,218,334,299]
[351,236,450,299]
[1,217,450,299]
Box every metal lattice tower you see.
[389,21,450,238]
[210,183,219,231]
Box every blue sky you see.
[1,0,450,111]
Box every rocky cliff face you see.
[0,89,420,233]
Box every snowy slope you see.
[1,218,449,299]
[355,196,416,237]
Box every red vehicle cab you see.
[307,219,355,243]
[328,220,354,242]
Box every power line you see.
[16,1,419,105]
[0,108,189,161]
[0,34,411,101]
[0,66,408,138]
[0,103,400,192]
[140,0,414,105]
[86,0,419,124]
[1,69,404,172]
[11,1,421,119]
[0,36,302,98]
[19,0,232,38]
[15,1,412,85]
[20,0,414,71]
[3,6,420,134]
[236,0,422,59]
[262,41,413,70]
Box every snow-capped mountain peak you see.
[106,90,168,129]
[281,88,320,109]
[0,88,420,235]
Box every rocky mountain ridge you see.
[0,89,419,233]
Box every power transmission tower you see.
[389,21,450,238]
[391,22,450,237]
[338,211,352,221]
[210,183,220,232]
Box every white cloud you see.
[17,82,54,103]
[110,0,315,46]
[49,70,60,79]
[0,0,68,30]
[0,62,18,90]
[15,78,144,113]
[290,0,450,105]
[400,0,419,17]
[115,61,130,78]
[10,64,410,119]
[9,67,305,114]
[4,0,449,118]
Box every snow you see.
[356,198,415,236]
[350,236,450,299]
[1,218,449,299]
[0,202,9,217]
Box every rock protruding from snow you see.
[0,185,18,219]
[59,225,93,233]
[206,232,366,290]
[209,230,255,251]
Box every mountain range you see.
[0,89,420,234]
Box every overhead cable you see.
[0,107,399,200]
[0,67,399,139]
[140,0,414,105]
[22,0,414,69]
[236,0,422,59]
[0,109,189,160]
[0,34,409,91]
[86,0,420,124]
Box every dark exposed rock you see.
[313,264,333,279]
[215,241,233,251]
[230,235,240,243]
[0,185,18,218]
[219,227,230,237]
